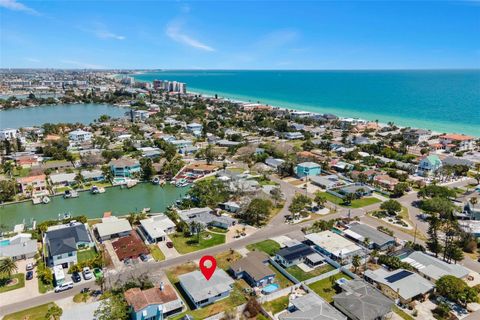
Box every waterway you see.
[0,183,189,229]
[0,103,128,129]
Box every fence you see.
[257,283,302,303]
[269,258,300,284]
[303,268,340,285]
[203,303,247,320]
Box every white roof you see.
[140,215,176,239]
[50,173,76,184]
[305,231,363,257]
[96,217,132,238]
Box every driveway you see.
[158,235,180,259]
[0,258,40,306]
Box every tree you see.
[0,258,17,278]
[244,297,262,317]
[0,179,16,202]
[204,144,215,165]
[436,275,479,307]
[392,182,409,198]
[314,192,327,208]
[45,304,63,320]
[101,165,113,182]
[189,221,205,242]
[343,193,356,206]
[426,214,443,258]
[140,158,155,181]
[352,255,361,273]
[270,187,283,205]
[289,194,312,219]
[94,293,129,320]
[188,179,229,208]
[243,198,272,226]
[2,161,14,178]
[380,200,402,215]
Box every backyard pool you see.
[0,239,10,247]
[262,283,280,294]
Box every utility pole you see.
[413,224,417,245]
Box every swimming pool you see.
[262,283,279,294]
[0,239,10,247]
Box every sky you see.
[0,0,479,69]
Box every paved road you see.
[0,281,97,317]
[2,176,478,316]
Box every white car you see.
[83,267,93,280]
[26,263,34,271]
[54,281,73,293]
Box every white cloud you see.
[81,23,126,40]
[0,0,39,15]
[61,59,104,69]
[166,20,215,52]
[25,57,40,63]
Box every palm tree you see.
[0,258,18,279]
[352,255,361,273]
[2,161,13,178]
[470,197,478,219]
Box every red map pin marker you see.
[199,255,217,280]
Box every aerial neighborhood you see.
[0,70,480,320]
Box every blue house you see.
[230,251,275,288]
[295,162,322,178]
[125,285,184,320]
[417,155,442,177]
[109,157,141,178]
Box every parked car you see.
[54,281,73,293]
[72,272,82,283]
[166,242,173,248]
[26,263,34,271]
[26,271,34,280]
[83,267,93,280]
[139,253,148,262]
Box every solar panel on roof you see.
[385,270,413,283]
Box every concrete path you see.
[158,235,180,259]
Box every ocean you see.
[133,70,480,136]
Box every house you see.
[17,174,48,196]
[0,233,37,260]
[95,217,132,241]
[0,128,18,140]
[310,174,343,189]
[305,231,364,263]
[295,162,322,178]
[333,279,393,320]
[345,223,396,251]
[442,156,475,168]
[417,155,442,176]
[373,175,399,191]
[186,122,203,136]
[49,172,76,187]
[403,129,431,144]
[230,251,275,288]
[112,231,149,261]
[68,129,92,144]
[439,134,475,151]
[124,284,184,320]
[139,214,176,243]
[284,132,304,140]
[44,222,94,267]
[14,155,39,168]
[399,251,470,282]
[265,157,285,170]
[109,157,141,177]
[274,243,322,268]
[177,207,237,229]
[338,184,374,198]
[178,269,234,309]
[278,292,347,320]
[81,169,104,182]
[219,201,241,213]
[216,139,241,147]
[129,110,150,122]
[364,268,434,304]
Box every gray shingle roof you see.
[333,279,393,320]
[46,223,90,256]
[401,251,470,280]
[347,222,395,247]
[279,293,346,320]
[178,269,234,303]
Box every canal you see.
[0,183,189,229]
[0,103,128,129]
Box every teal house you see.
[109,157,141,178]
[295,162,322,178]
[417,155,442,177]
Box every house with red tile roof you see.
[439,134,475,151]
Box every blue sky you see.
[1,0,479,69]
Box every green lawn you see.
[3,303,59,320]
[269,265,293,289]
[207,226,228,233]
[285,264,335,281]
[148,244,165,261]
[77,248,97,262]
[393,306,415,320]
[214,250,242,270]
[38,278,53,294]
[170,282,247,320]
[0,273,25,293]
[308,272,352,302]
[320,192,381,208]
[170,231,225,254]
[263,295,289,315]
[246,240,281,256]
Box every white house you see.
[0,128,18,140]
[439,134,475,151]
[95,217,132,241]
[139,214,176,243]
[68,129,92,143]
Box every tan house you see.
[17,174,48,196]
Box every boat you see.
[32,197,42,205]
[142,207,151,213]
[59,212,71,220]
[152,176,161,185]
[64,189,79,199]
[91,186,106,194]
[175,178,190,188]
[42,196,51,204]
[127,180,138,189]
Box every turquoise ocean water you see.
[133,70,480,136]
